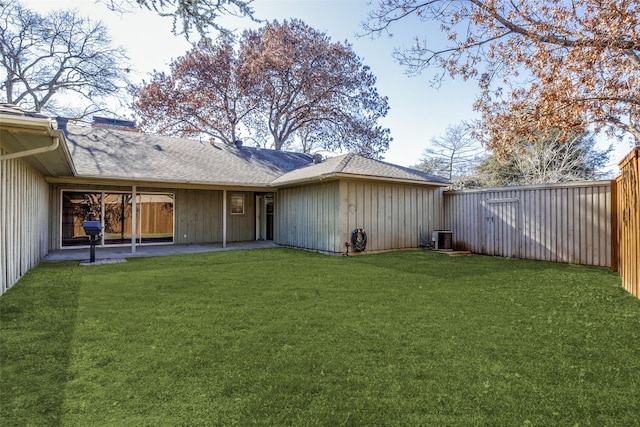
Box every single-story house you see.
[1,105,450,294]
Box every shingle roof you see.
[0,103,49,119]
[62,122,313,186]
[61,122,450,187]
[271,153,450,186]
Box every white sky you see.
[20,0,632,172]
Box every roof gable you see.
[272,153,450,187]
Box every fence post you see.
[611,179,618,272]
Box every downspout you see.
[0,137,59,160]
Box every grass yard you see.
[2,248,640,426]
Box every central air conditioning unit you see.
[432,230,453,250]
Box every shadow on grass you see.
[0,262,82,426]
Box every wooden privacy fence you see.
[443,181,613,267]
[615,147,640,298]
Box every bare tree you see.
[413,122,485,180]
[102,0,258,39]
[475,131,612,186]
[511,133,612,184]
[0,0,130,118]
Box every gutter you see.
[0,114,77,174]
[45,175,275,191]
[0,137,59,160]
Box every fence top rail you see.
[444,179,613,195]
[618,146,639,170]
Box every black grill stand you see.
[89,234,98,263]
[82,221,103,264]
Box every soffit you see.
[0,112,75,177]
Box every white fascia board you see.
[0,114,53,132]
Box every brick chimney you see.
[92,116,139,132]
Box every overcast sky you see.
[21,0,630,171]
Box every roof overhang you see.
[271,172,450,188]
[0,114,76,176]
[46,175,275,192]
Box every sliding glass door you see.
[61,190,174,247]
[104,193,133,245]
[61,192,102,246]
[136,193,174,244]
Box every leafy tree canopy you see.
[133,20,392,158]
[365,0,640,155]
[132,36,253,145]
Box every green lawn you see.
[2,248,640,426]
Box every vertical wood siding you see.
[275,180,443,254]
[444,181,612,267]
[49,185,256,248]
[145,188,255,243]
[342,181,443,253]
[275,182,341,253]
[616,148,640,297]
[227,191,256,242]
[1,154,49,295]
[174,189,224,244]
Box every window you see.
[61,190,174,247]
[231,193,245,215]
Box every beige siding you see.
[275,180,444,254]
[343,181,443,252]
[1,153,50,295]
[49,185,257,248]
[275,182,341,253]
[174,189,223,244]
[444,181,612,267]
[174,189,255,244]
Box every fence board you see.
[444,181,612,267]
[616,147,640,297]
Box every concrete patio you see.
[43,241,279,262]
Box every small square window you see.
[231,193,245,215]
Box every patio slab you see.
[43,241,279,262]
